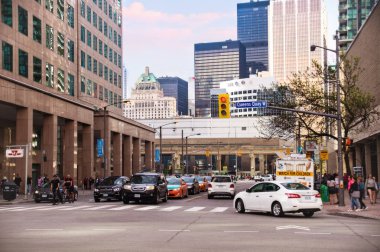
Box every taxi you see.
[167,177,188,199]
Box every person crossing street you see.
[50,174,63,205]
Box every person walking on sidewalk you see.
[348,177,361,212]
[365,174,378,205]
[327,175,337,205]
[358,176,367,210]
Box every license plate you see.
[103,194,108,197]
[134,194,140,198]
[304,196,311,200]
[42,194,47,198]
[218,185,224,188]
[4,186,9,190]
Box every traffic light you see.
[218,93,230,118]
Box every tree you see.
[260,56,379,175]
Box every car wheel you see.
[94,197,100,203]
[123,196,129,204]
[207,194,213,199]
[236,199,245,213]
[163,192,168,202]
[153,192,160,204]
[303,211,314,218]
[271,202,284,217]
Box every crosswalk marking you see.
[0,207,24,211]
[37,206,70,211]
[160,206,183,212]
[210,207,229,213]
[135,206,160,211]
[59,205,91,211]
[9,206,48,212]
[108,205,136,211]
[185,207,205,212]
[84,205,116,210]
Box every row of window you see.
[80,75,121,108]
[80,26,121,69]
[2,41,74,96]
[83,0,122,27]
[46,24,75,62]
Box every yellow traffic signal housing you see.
[218,93,230,118]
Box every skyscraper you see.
[157,77,189,116]
[339,0,378,51]
[269,0,327,83]
[194,40,247,117]
[237,0,270,74]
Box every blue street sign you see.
[97,139,104,158]
[155,149,160,162]
[235,101,267,108]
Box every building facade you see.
[122,65,127,99]
[237,0,270,73]
[268,0,327,83]
[194,40,247,117]
[157,76,188,116]
[0,0,155,190]
[123,67,177,120]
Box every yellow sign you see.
[320,150,328,160]
[205,150,210,157]
[285,148,291,155]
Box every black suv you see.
[122,173,168,204]
[94,176,129,202]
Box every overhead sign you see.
[235,101,267,108]
[6,148,24,158]
[97,139,104,158]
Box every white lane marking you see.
[25,229,63,231]
[37,206,71,211]
[160,206,183,212]
[295,232,331,235]
[93,228,126,231]
[59,205,91,211]
[224,231,259,233]
[9,206,48,212]
[371,235,380,237]
[276,225,310,231]
[185,207,205,212]
[184,196,202,202]
[108,205,136,211]
[210,207,229,212]
[84,205,116,210]
[159,229,190,232]
[0,207,25,211]
[135,206,160,211]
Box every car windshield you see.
[131,175,157,184]
[167,178,181,185]
[99,177,119,186]
[281,183,309,190]
[195,176,203,182]
[212,177,231,183]
[182,177,194,183]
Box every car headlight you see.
[146,185,155,190]
[188,185,193,188]
[123,185,131,190]
[113,187,121,192]
[94,188,99,192]
[35,190,39,194]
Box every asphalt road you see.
[0,181,379,252]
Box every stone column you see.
[249,153,256,177]
[145,140,153,170]
[81,124,93,184]
[123,135,132,176]
[113,133,122,176]
[259,154,265,174]
[63,120,77,180]
[217,154,222,173]
[364,143,371,176]
[15,107,33,193]
[104,123,111,178]
[42,114,57,178]
[132,137,141,174]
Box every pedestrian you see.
[358,176,367,210]
[327,175,337,205]
[27,175,32,195]
[14,173,22,195]
[37,176,43,187]
[83,177,88,190]
[348,177,361,212]
[50,174,63,205]
[365,174,378,205]
[347,175,354,198]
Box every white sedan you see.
[233,181,323,217]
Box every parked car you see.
[34,182,78,203]
[195,176,208,192]
[122,173,168,204]
[94,176,129,202]
[167,177,188,199]
[261,174,274,181]
[208,175,235,199]
[253,172,263,182]
[182,176,200,195]
[233,181,322,217]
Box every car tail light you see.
[315,193,321,198]
[208,184,212,188]
[286,193,301,198]
[230,184,234,189]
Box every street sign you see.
[97,139,104,158]
[235,100,267,108]
[320,150,328,160]
[6,148,24,158]
[155,149,160,162]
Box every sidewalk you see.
[322,190,380,220]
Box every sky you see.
[122,0,339,98]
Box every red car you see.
[167,177,188,199]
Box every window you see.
[109,69,113,83]
[109,48,113,62]
[109,26,112,40]
[98,0,102,10]
[18,49,28,77]
[18,6,28,36]
[113,31,117,45]
[87,55,92,71]
[57,0,64,20]
[104,88,108,102]
[57,32,64,56]
[57,68,65,92]
[87,30,92,47]
[99,85,103,100]
[80,51,85,68]
[46,24,54,50]
[104,0,107,15]
[118,54,121,68]
[117,34,121,48]
[67,4,74,28]
[117,14,121,27]
[80,26,85,43]
[1,0,12,27]
[67,39,74,62]
[98,17,103,32]
[93,59,97,74]
[113,72,117,85]
[33,16,41,43]
[2,41,13,72]
[118,75,121,88]
[104,66,108,80]
[80,0,85,17]
[109,91,113,104]
[86,79,92,95]
[92,11,97,28]
[99,40,103,55]
[68,73,74,96]
[104,44,108,59]
[114,51,117,65]
[99,62,103,77]
[109,5,112,19]
[104,22,107,37]
[45,63,54,88]
[33,56,42,83]
[113,10,117,24]
[35,0,41,3]
[45,0,53,13]
[93,0,97,4]
[93,82,98,98]
[81,76,85,93]
[87,6,91,23]
[93,35,98,51]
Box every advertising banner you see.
[276,158,314,189]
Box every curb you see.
[327,212,380,220]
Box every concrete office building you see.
[0,0,155,190]
[194,40,247,117]
[237,0,270,73]
[268,0,327,83]
[157,76,188,116]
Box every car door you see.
[261,183,280,211]
[245,183,265,211]
[157,177,166,198]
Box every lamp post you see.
[103,99,130,179]
[185,133,201,174]
[311,30,344,206]
[156,122,177,173]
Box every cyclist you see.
[64,174,74,203]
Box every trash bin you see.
[320,184,329,203]
[2,181,17,201]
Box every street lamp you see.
[311,30,344,206]
[103,99,130,178]
[185,133,201,174]
[156,122,177,173]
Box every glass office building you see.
[157,77,189,116]
[194,40,247,117]
[237,0,270,74]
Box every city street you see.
[0,182,379,252]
